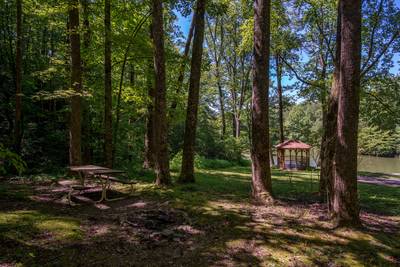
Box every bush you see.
[0,144,27,175]
[358,126,399,157]
[170,150,236,171]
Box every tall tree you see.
[143,58,155,169]
[319,2,341,207]
[319,0,399,201]
[275,54,284,144]
[14,0,23,154]
[151,0,171,185]
[179,0,206,183]
[81,0,92,164]
[104,0,113,167]
[206,16,226,137]
[251,0,273,204]
[68,0,82,166]
[332,0,362,227]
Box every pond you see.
[272,155,400,175]
[358,155,400,174]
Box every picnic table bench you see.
[68,165,136,204]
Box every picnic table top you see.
[88,169,125,175]
[69,165,125,175]
[69,165,108,172]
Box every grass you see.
[0,165,399,266]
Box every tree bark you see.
[104,0,113,168]
[320,1,341,211]
[217,79,226,137]
[333,0,362,227]
[14,0,23,154]
[179,0,206,183]
[68,0,82,166]
[251,0,273,204]
[82,0,92,164]
[143,59,155,169]
[275,54,284,144]
[151,0,171,185]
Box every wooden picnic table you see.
[68,165,130,203]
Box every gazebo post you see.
[277,148,280,169]
[301,150,303,168]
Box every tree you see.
[104,0,113,168]
[206,16,227,137]
[179,0,206,183]
[319,2,341,204]
[68,0,82,166]
[319,0,399,200]
[275,55,284,143]
[81,0,92,164]
[332,0,362,227]
[151,0,171,185]
[251,0,273,204]
[14,0,23,155]
[143,58,155,169]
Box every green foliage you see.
[170,150,239,172]
[284,102,322,147]
[358,125,400,157]
[1,0,399,176]
[0,144,26,175]
[360,76,400,131]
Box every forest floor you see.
[0,167,399,266]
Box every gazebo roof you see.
[275,140,312,150]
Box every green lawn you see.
[0,166,399,266]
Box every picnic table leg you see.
[96,175,111,203]
[79,171,85,186]
[68,188,74,206]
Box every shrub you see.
[170,150,235,171]
[0,144,26,175]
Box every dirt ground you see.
[0,177,399,267]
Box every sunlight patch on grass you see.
[0,210,82,244]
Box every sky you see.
[174,1,400,90]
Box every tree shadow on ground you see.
[0,168,399,266]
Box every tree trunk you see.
[206,17,226,137]
[104,0,113,168]
[217,78,226,137]
[129,63,135,86]
[179,0,206,183]
[275,54,284,144]
[251,0,273,204]
[320,2,341,211]
[82,0,92,164]
[143,59,155,169]
[233,115,241,138]
[68,0,82,166]
[151,0,171,185]
[333,0,362,227]
[14,0,22,154]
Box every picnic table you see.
[68,165,135,204]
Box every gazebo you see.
[276,140,311,170]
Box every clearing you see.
[0,167,399,266]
